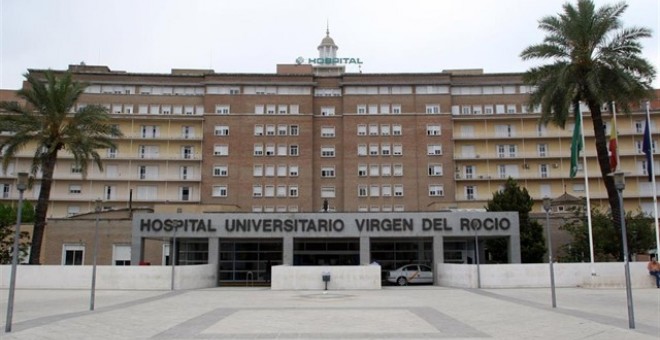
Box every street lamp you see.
[5,172,29,333]
[613,172,634,329]
[543,197,557,308]
[90,199,102,311]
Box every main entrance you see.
[293,238,359,266]
[218,239,282,283]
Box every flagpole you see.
[645,101,659,259]
[579,104,596,274]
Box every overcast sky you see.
[1,0,658,89]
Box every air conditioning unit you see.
[524,164,530,169]
[475,155,480,158]
[455,174,461,179]
[553,163,559,169]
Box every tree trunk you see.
[28,151,58,264]
[587,102,622,259]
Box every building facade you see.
[1,32,659,272]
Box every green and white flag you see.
[570,113,582,178]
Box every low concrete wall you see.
[437,262,656,289]
[0,264,216,290]
[271,265,381,290]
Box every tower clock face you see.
[296,57,305,65]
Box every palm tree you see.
[0,70,122,264]
[521,0,655,240]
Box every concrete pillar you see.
[432,236,444,285]
[359,236,370,265]
[131,235,144,266]
[509,236,522,263]
[208,238,219,265]
[282,236,294,265]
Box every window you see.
[369,144,379,156]
[495,124,514,137]
[537,124,547,137]
[289,145,299,156]
[393,144,403,156]
[321,186,336,198]
[381,164,392,176]
[253,185,263,197]
[289,125,299,136]
[67,206,80,217]
[180,187,191,201]
[181,146,194,159]
[427,144,443,155]
[265,144,275,156]
[212,185,228,197]
[464,165,475,179]
[139,145,159,159]
[69,185,82,194]
[254,125,264,136]
[277,144,287,156]
[381,143,391,156]
[277,164,287,177]
[635,120,644,133]
[264,165,275,176]
[393,164,403,176]
[214,165,228,177]
[357,105,367,114]
[104,185,115,200]
[112,245,131,266]
[182,126,194,139]
[321,146,335,157]
[71,164,82,174]
[357,124,367,136]
[289,185,299,197]
[253,164,263,177]
[538,144,548,157]
[215,105,230,114]
[507,104,517,114]
[266,105,276,114]
[428,164,443,176]
[214,125,229,136]
[539,164,549,178]
[321,126,335,137]
[277,185,287,197]
[321,166,335,178]
[214,145,228,156]
[289,165,299,177]
[369,164,380,176]
[266,125,275,136]
[426,105,440,114]
[278,105,288,114]
[138,165,159,180]
[107,148,117,158]
[141,125,160,138]
[391,105,401,114]
[62,244,84,265]
[382,185,392,197]
[358,185,368,197]
[370,185,380,197]
[380,124,391,136]
[278,125,288,136]
[392,124,402,136]
[369,124,379,136]
[394,185,404,197]
[429,185,444,197]
[358,164,367,177]
[321,106,335,116]
[357,144,367,156]
[496,104,505,114]
[465,186,477,200]
[180,166,190,180]
[368,104,378,114]
[380,104,390,114]
[426,125,441,136]
[484,105,494,114]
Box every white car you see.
[387,264,433,286]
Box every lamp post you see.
[613,172,634,329]
[5,172,29,333]
[474,223,481,289]
[90,199,102,311]
[543,197,557,308]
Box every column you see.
[432,236,444,285]
[208,238,219,265]
[282,236,294,265]
[359,236,370,265]
[509,236,522,263]
[131,235,144,266]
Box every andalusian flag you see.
[643,117,653,181]
[570,113,582,178]
[609,114,618,171]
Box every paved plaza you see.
[1,286,659,339]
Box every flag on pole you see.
[570,113,582,178]
[609,116,618,171]
[643,117,653,181]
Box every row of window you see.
[360,184,445,197]
[356,124,403,136]
[213,145,300,157]
[134,125,198,139]
[81,103,204,115]
[452,104,536,116]
[252,124,299,136]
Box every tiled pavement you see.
[1,286,658,339]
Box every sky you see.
[1,0,659,89]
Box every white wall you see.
[437,262,656,289]
[0,264,216,290]
[271,265,381,290]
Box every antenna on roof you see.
[326,19,330,36]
